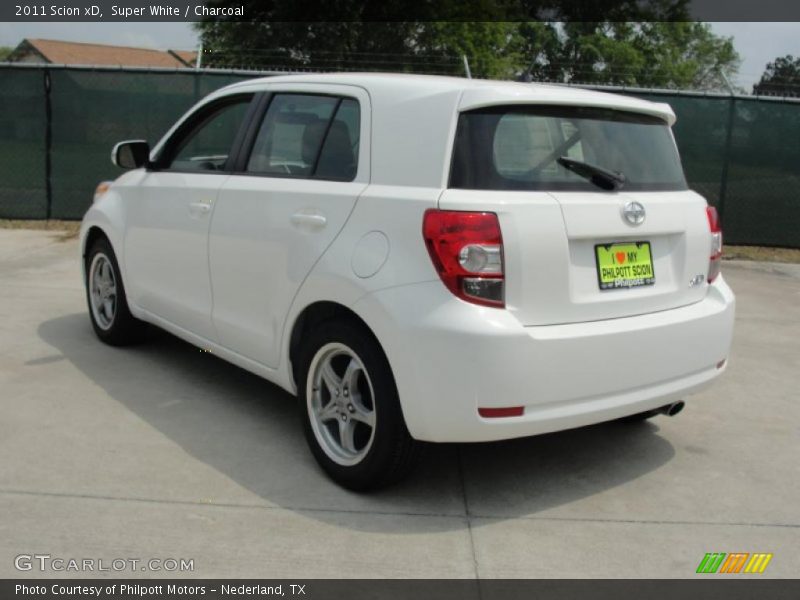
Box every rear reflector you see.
[478,406,524,418]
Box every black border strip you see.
[2,1,800,22]
[2,579,799,600]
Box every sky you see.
[0,21,798,91]
[711,22,800,90]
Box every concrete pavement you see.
[0,229,797,578]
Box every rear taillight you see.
[707,206,723,283]
[422,209,504,307]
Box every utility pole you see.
[195,43,203,69]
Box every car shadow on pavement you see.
[38,313,676,533]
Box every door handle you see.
[188,201,212,216]
[291,211,327,230]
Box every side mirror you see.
[112,140,150,169]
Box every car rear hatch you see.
[440,96,713,326]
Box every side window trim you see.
[235,92,359,182]
[224,92,269,173]
[150,92,258,173]
[229,92,272,173]
[310,97,343,178]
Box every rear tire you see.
[296,319,419,491]
[85,237,145,346]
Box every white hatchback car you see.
[81,74,735,490]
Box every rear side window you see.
[450,105,687,192]
[315,98,360,181]
[246,94,360,181]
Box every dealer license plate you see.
[595,242,655,290]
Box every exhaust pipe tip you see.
[660,401,685,417]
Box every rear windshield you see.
[449,105,688,192]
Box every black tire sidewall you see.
[85,237,140,345]
[297,319,412,491]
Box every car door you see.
[209,86,370,368]
[123,93,256,341]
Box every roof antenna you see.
[462,54,472,79]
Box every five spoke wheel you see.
[89,253,117,330]
[307,342,376,466]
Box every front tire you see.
[297,319,419,491]
[85,237,145,346]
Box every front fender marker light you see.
[478,406,524,418]
[93,181,112,204]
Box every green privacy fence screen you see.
[606,87,800,248]
[0,67,47,218]
[0,64,254,221]
[1,64,799,247]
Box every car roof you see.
[223,72,676,124]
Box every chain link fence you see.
[1,64,799,247]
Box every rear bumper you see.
[354,276,735,443]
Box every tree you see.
[517,22,739,90]
[194,1,739,89]
[194,0,512,75]
[413,22,524,79]
[0,46,12,61]
[753,55,800,97]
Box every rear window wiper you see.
[557,156,626,191]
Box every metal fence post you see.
[717,76,737,221]
[43,68,53,220]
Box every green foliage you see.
[414,22,523,79]
[524,22,740,90]
[0,47,13,62]
[753,55,800,97]
[194,1,740,90]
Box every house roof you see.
[168,50,198,67]
[11,39,197,68]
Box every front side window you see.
[163,96,252,172]
[451,105,687,192]
[247,94,360,181]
